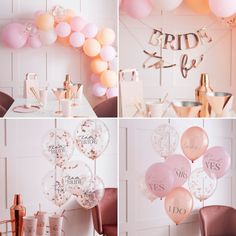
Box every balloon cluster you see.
[41,119,110,208]
[120,0,236,27]
[1,5,118,98]
[142,124,231,225]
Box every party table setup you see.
[119,0,236,118]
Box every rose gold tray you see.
[12,105,40,113]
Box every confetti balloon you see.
[151,124,179,157]
[42,129,75,167]
[76,176,105,209]
[42,169,72,207]
[63,161,92,196]
[188,168,217,201]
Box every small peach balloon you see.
[185,0,210,14]
[91,58,108,74]
[64,9,77,23]
[36,13,55,31]
[57,36,70,46]
[97,28,116,45]
[165,187,193,225]
[100,70,117,88]
[83,39,101,57]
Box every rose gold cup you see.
[49,215,63,236]
[23,216,37,236]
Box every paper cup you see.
[49,215,63,236]
[61,99,72,117]
[39,89,48,107]
[36,212,47,235]
[146,102,163,117]
[23,216,37,236]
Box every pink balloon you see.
[28,36,42,48]
[209,0,236,18]
[69,32,85,48]
[92,83,107,97]
[106,87,118,99]
[145,163,175,199]
[165,154,191,187]
[90,74,100,83]
[203,146,231,179]
[83,23,98,38]
[121,0,153,19]
[70,16,87,32]
[55,22,71,38]
[100,46,116,62]
[2,23,28,49]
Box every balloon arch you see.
[1,6,118,99]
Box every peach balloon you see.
[36,13,55,31]
[97,28,115,45]
[91,58,108,74]
[164,187,193,225]
[181,126,209,163]
[83,39,101,57]
[64,9,77,23]
[100,70,117,88]
[185,0,210,14]
[57,36,70,46]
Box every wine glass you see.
[52,88,66,114]
[71,83,82,107]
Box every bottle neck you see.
[200,74,210,87]
[14,194,22,205]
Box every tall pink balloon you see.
[203,146,231,179]
[121,0,153,19]
[165,154,191,187]
[209,0,236,18]
[145,163,175,199]
[2,23,28,49]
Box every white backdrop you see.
[120,2,236,110]
[0,118,117,236]
[119,119,236,236]
[0,0,117,107]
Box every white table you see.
[4,96,97,118]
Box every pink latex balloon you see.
[92,83,107,97]
[145,163,175,199]
[90,74,100,83]
[83,23,98,38]
[70,16,87,32]
[55,22,71,38]
[69,32,85,48]
[100,46,116,62]
[165,154,191,187]
[106,87,118,99]
[122,0,153,19]
[2,23,28,49]
[209,0,236,18]
[28,36,42,48]
[203,146,231,179]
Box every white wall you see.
[120,2,236,110]
[0,0,117,107]
[119,119,236,236]
[0,118,117,236]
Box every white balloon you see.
[154,0,183,11]
[39,29,57,45]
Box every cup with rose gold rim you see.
[52,88,66,115]
[35,212,47,236]
[49,215,63,236]
[172,100,202,117]
[71,83,82,106]
[23,216,37,236]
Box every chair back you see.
[0,91,14,111]
[93,97,117,117]
[0,105,7,117]
[199,205,236,236]
[92,188,117,234]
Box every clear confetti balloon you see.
[63,161,92,196]
[76,176,105,209]
[188,168,217,201]
[42,129,75,168]
[75,120,110,160]
[151,124,179,157]
[42,169,72,207]
[51,5,66,23]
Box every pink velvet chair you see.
[199,205,236,236]
[92,188,117,236]
[0,91,14,117]
[93,97,117,117]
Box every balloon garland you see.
[41,119,110,208]
[1,6,118,99]
[143,124,231,225]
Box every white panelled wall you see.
[0,118,117,236]
[0,0,117,107]
[119,119,236,236]
[120,3,236,110]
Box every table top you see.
[4,96,97,118]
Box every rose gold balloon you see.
[181,126,209,163]
[164,187,193,225]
